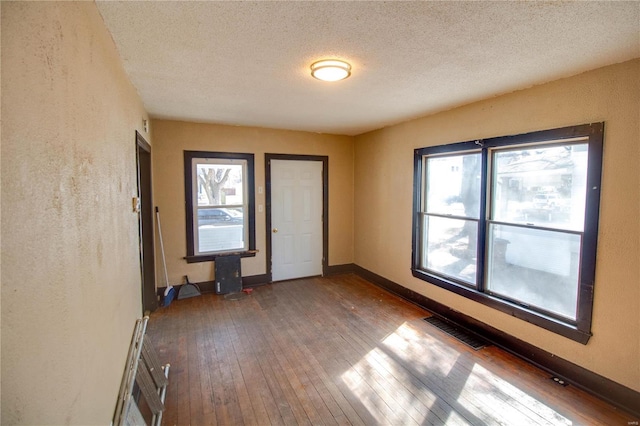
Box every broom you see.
[155,207,176,306]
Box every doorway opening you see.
[136,131,157,313]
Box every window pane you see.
[194,159,248,254]
[426,153,481,218]
[197,207,245,253]
[486,223,581,320]
[491,143,588,231]
[196,163,244,207]
[422,215,478,286]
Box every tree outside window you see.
[184,151,255,261]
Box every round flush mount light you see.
[310,59,351,82]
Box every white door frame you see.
[265,154,328,281]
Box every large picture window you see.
[412,123,604,343]
[184,151,255,263]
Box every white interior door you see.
[271,159,323,281]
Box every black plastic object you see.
[214,255,242,295]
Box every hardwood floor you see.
[146,274,634,425]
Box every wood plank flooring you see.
[146,274,635,425]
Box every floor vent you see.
[423,316,488,350]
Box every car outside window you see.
[184,151,255,262]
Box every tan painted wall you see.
[354,59,640,392]
[1,2,150,423]
[151,120,354,285]
[1,3,634,423]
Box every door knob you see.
[272,228,278,233]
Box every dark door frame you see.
[265,154,329,281]
[136,131,157,313]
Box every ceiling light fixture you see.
[310,59,351,82]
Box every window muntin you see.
[184,151,255,261]
[412,124,603,343]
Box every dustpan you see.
[178,275,201,300]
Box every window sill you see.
[185,250,258,264]
[411,268,592,344]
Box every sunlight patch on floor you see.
[445,410,469,425]
[341,346,431,425]
[341,322,468,425]
[341,321,576,425]
[382,321,461,377]
[458,363,573,425]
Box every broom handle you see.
[155,207,170,288]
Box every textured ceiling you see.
[96,1,640,136]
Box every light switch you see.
[258,204,263,213]
[132,197,141,213]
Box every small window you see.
[184,151,255,263]
[412,123,604,343]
